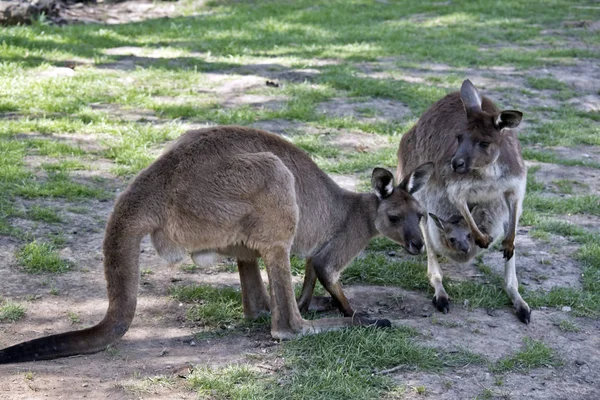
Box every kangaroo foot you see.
[502,239,515,260]
[432,294,450,314]
[514,302,531,324]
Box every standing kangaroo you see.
[0,126,432,364]
[397,80,530,323]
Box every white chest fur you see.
[446,164,525,204]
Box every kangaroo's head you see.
[428,213,473,255]
[451,79,523,174]
[371,163,433,255]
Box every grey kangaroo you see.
[428,200,508,264]
[397,80,530,323]
[0,126,433,364]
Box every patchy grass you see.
[0,0,599,398]
[25,205,63,223]
[188,327,484,399]
[491,338,562,373]
[0,300,26,322]
[171,284,244,328]
[16,241,72,274]
[187,365,270,400]
[67,311,81,324]
[273,327,483,398]
[555,319,581,333]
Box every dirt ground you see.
[1,1,600,399]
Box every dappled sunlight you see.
[0,0,599,398]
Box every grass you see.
[188,327,484,399]
[25,205,63,223]
[0,0,599,397]
[16,241,72,274]
[171,284,244,328]
[491,338,562,373]
[0,300,26,322]
[188,365,269,400]
[555,319,581,333]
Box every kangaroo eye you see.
[456,135,463,144]
[467,234,472,240]
[449,238,456,243]
[479,142,490,149]
[388,215,401,224]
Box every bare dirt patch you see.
[327,131,391,153]
[529,160,600,196]
[316,97,411,123]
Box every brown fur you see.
[0,126,432,363]
[397,80,530,323]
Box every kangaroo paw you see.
[432,295,450,314]
[502,240,515,260]
[515,303,531,324]
[475,233,493,249]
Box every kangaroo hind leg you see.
[238,258,271,319]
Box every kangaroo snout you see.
[451,157,468,173]
[406,238,424,255]
[458,241,470,254]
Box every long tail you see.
[0,203,150,364]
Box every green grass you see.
[16,241,72,274]
[491,338,562,373]
[555,319,580,333]
[188,365,270,400]
[171,284,244,327]
[25,205,63,223]
[0,0,599,397]
[188,327,484,399]
[526,77,568,91]
[0,300,26,322]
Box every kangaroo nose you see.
[452,158,465,171]
[459,242,470,254]
[408,239,423,254]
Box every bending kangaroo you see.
[0,126,432,364]
[397,80,530,323]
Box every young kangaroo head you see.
[429,213,473,255]
[371,163,433,255]
[451,79,523,174]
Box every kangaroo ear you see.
[371,168,395,199]
[460,79,482,115]
[399,162,433,194]
[494,110,523,131]
[429,213,445,231]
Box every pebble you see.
[387,251,396,257]
[561,306,572,312]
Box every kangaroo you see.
[428,201,508,264]
[397,79,530,323]
[0,126,432,364]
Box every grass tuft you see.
[16,241,71,274]
[0,300,26,322]
[491,338,562,373]
[171,284,243,327]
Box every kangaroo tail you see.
[0,202,151,364]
